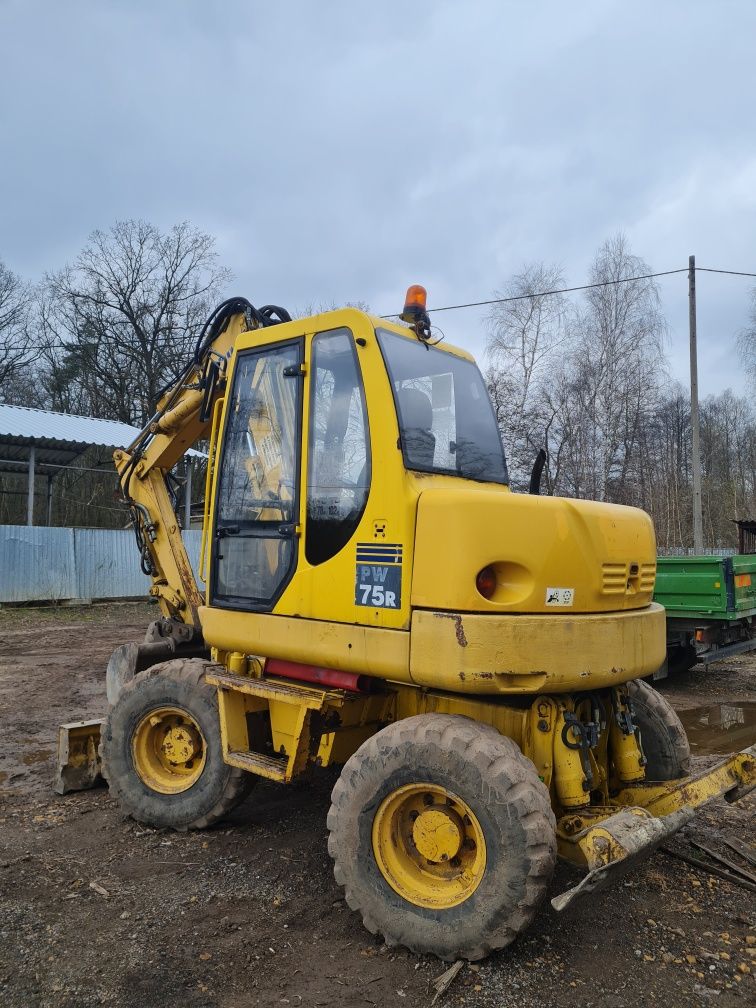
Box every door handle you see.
[217,525,240,538]
[277,524,300,538]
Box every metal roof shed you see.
[0,403,199,527]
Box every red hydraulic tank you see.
[265,658,370,693]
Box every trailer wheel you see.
[101,658,253,830]
[327,714,556,961]
[628,679,691,780]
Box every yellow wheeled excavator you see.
[59,285,755,961]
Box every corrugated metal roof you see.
[0,403,144,449]
[0,403,204,472]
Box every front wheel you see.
[327,714,556,961]
[101,658,253,830]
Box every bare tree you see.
[562,234,667,502]
[738,287,756,389]
[485,263,570,488]
[0,258,33,398]
[485,236,669,506]
[39,220,230,424]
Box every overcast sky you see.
[1,0,755,397]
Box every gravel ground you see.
[0,602,754,1008]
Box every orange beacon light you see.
[401,284,428,323]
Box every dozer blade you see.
[612,743,756,815]
[553,744,756,912]
[552,806,694,911]
[54,719,104,795]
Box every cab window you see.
[212,339,302,608]
[377,328,509,484]
[306,328,371,565]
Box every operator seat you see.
[399,388,435,468]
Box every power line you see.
[15,268,693,347]
[16,264,756,350]
[697,267,756,279]
[381,264,756,317]
[381,267,690,317]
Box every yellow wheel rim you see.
[131,706,207,795]
[371,783,486,909]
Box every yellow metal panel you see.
[408,603,667,694]
[199,607,412,683]
[412,488,658,615]
[216,687,250,753]
[269,700,308,757]
[392,683,527,745]
[317,725,379,765]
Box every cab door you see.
[211,338,303,610]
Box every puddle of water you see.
[22,749,52,765]
[677,702,756,755]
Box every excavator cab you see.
[58,288,756,962]
[197,304,665,696]
[202,311,511,632]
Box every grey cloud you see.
[1,0,754,395]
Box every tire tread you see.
[328,713,556,960]
[101,657,252,830]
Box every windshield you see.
[377,329,509,484]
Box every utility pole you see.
[689,255,704,553]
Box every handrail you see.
[199,396,225,585]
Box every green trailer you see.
[653,553,756,676]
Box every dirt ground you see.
[0,603,754,1008]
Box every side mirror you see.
[529,449,547,495]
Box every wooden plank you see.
[659,846,756,893]
[721,836,756,868]
[689,840,756,885]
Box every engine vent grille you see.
[601,562,656,595]
[639,563,657,592]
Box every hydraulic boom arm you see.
[114,298,291,631]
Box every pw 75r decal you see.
[355,543,402,609]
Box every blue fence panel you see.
[0,525,204,603]
[0,526,76,602]
[73,528,150,599]
[184,531,202,582]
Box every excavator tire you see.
[628,678,691,780]
[101,658,253,830]
[327,713,556,961]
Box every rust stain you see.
[175,548,203,613]
[433,612,468,647]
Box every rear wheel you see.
[327,714,556,961]
[101,658,253,829]
[628,678,691,780]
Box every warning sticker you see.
[355,543,402,609]
[545,587,574,607]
